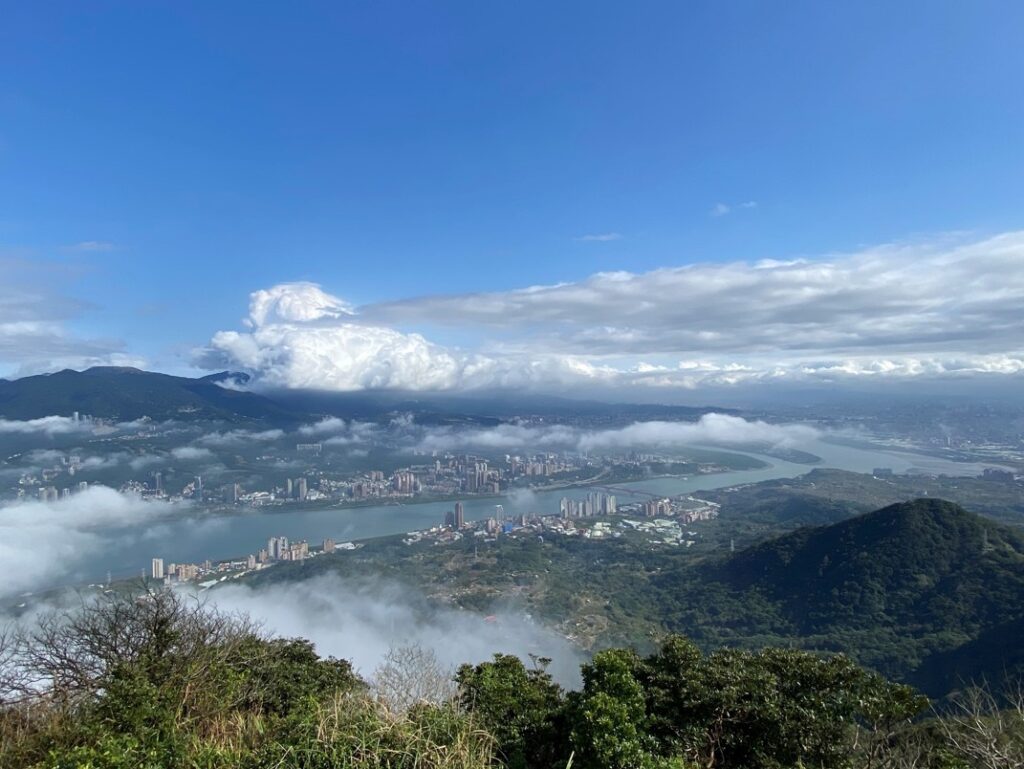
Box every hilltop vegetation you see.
[662,499,1024,686]
[253,499,1024,697]
[5,585,1020,769]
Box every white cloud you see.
[416,422,579,452]
[197,284,519,392]
[365,232,1024,359]
[201,323,477,391]
[196,429,285,447]
[710,200,756,217]
[129,454,164,471]
[0,258,140,377]
[0,416,93,435]
[196,232,1024,393]
[0,486,182,598]
[575,232,622,242]
[416,414,816,453]
[207,575,583,686]
[296,418,379,446]
[171,446,214,460]
[245,281,354,328]
[298,417,350,436]
[576,413,817,451]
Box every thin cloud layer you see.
[366,232,1024,356]
[196,232,1024,393]
[196,429,285,447]
[0,258,141,377]
[170,446,215,461]
[575,414,818,451]
[415,414,817,453]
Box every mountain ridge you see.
[0,366,733,425]
[655,498,1024,688]
[0,367,305,424]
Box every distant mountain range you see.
[0,366,730,425]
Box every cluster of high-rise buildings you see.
[559,492,617,519]
[642,498,673,517]
[149,534,344,587]
[443,501,466,528]
[283,477,309,500]
[266,535,310,561]
[151,558,204,583]
[439,492,621,532]
[508,456,574,477]
[392,471,418,494]
[343,453,586,501]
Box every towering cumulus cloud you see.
[199,282,490,391]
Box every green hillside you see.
[253,498,1024,697]
[651,499,1024,683]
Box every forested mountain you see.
[657,499,1024,687]
[253,498,1024,699]
[0,367,305,424]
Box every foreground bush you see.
[2,585,1022,768]
[458,638,933,769]
[0,588,492,769]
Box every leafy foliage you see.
[459,637,931,769]
[2,584,1017,769]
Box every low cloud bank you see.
[577,414,818,451]
[171,446,215,461]
[207,575,584,687]
[0,416,93,435]
[416,413,818,453]
[196,429,285,447]
[0,486,184,598]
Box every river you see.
[80,438,1000,586]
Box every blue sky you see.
[2,2,1023,395]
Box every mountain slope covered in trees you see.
[0,367,305,424]
[253,498,1024,697]
[658,499,1024,685]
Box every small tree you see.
[374,644,456,713]
[456,653,567,769]
[940,679,1024,769]
[570,648,654,769]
